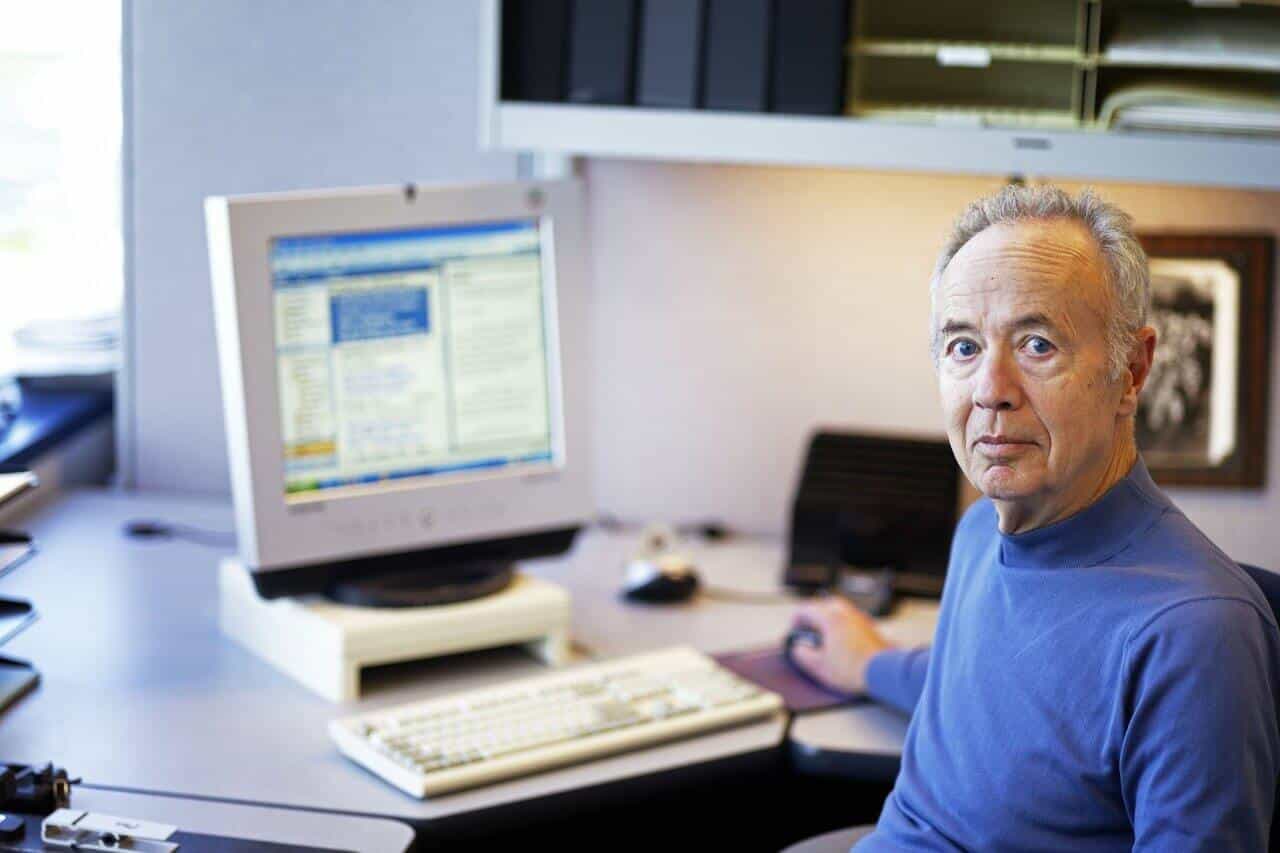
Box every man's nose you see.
[973,349,1023,411]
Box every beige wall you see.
[584,159,1280,566]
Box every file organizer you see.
[1091,1,1280,136]
[847,0,1090,129]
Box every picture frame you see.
[1135,233,1274,488]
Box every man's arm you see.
[1121,598,1280,852]
[864,645,931,715]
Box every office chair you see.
[784,563,1280,853]
[1239,563,1280,853]
[782,825,874,852]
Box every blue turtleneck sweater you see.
[858,460,1280,851]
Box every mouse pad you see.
[713,646,861,713]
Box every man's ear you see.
[1117,326,1157,417]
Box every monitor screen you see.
[269,219,556,501]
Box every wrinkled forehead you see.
[935,219,1110,327]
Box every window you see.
[0,4,122,373]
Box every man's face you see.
[934,219,1132,528]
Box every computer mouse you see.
[621,554,700,604]
[785,625,823,657]
[783,625,824,680]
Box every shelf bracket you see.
[518,152,579,181]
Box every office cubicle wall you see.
[123,0,516,492]
[583,159,1280,567]
[124,2,1280,570]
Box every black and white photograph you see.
[1136,258,1239,469]
[1136,234,1273,488]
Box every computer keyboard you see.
[329,646,784,797]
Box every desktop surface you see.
[0,489,792,823]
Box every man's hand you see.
[790,596,896,694]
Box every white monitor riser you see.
[219,558,571,702]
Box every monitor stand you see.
[326,561,515,608]
[218,558,571,702]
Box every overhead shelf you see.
[482,0,1280,189]
[486,101,1280,190]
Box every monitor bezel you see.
[207,180,592,578]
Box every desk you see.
[788,605,936,784]
[0,489,789,828]
[789,705,912,783]
[0,488,934,841]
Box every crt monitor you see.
[205,180,592,604]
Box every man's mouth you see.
[975,435,1036,458]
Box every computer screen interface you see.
[269,218,556,501]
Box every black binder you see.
[771,0,850,115]
[636,0,706,109]
[566,0,638,105]
[702,0,773,112]
[501,0,570,102]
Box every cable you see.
[700,585,798,606]
[123,520,236,548]
[595,514,733,542]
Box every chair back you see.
[1241,564,1280,625]
[1239,563,1280,852]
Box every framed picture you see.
[1135,233,1274,488]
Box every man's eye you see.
[1024,335,1055,356]
[950,339,978,359]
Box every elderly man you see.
[792,185,1280,851]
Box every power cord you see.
[595,513,732,542]
[700,585,798,606]
[123,520,236,548]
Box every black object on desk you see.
[784,432,961,608]
[0,530,35,582]
[621,555,701,603]
[0,658,37,713]
[0,472,38,713]
[0,761,74,817]
[0,598,36,649]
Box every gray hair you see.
[930,185,1150,381]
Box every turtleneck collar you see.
[998,457,1170,570]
